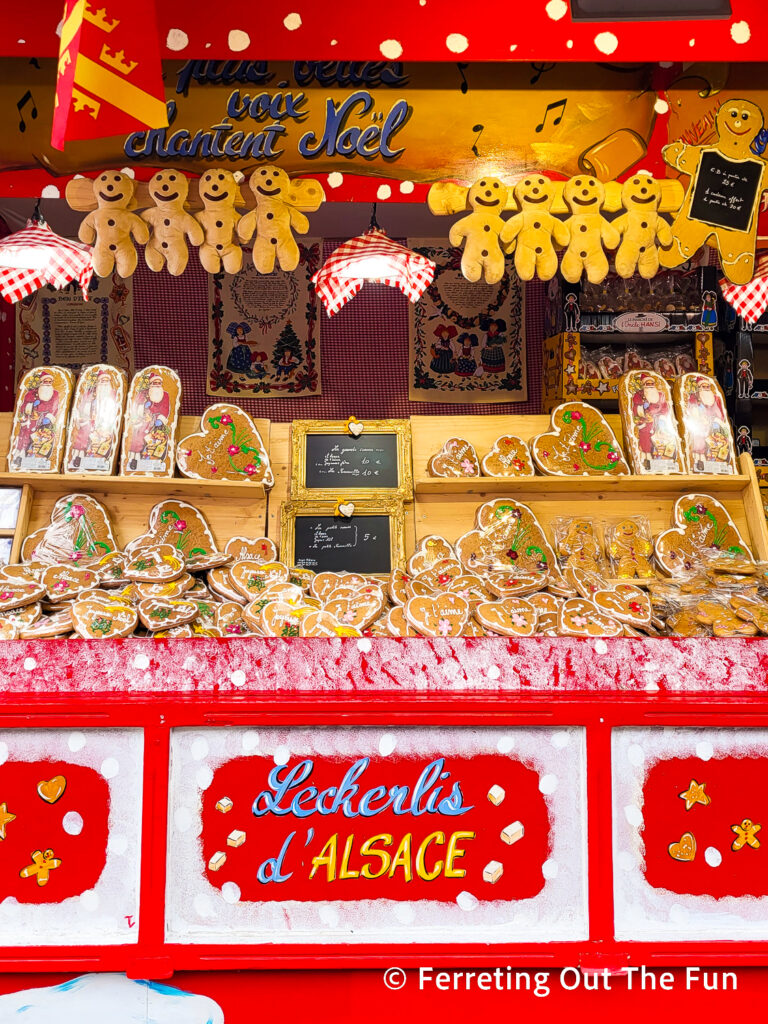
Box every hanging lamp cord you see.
[369,203,380,230]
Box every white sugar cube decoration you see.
[483,860,503,883]
[216,796,233,813]
[487,785,505,806]
[208,851,227,871]
[501,820,524,846]
[227,829,246,847]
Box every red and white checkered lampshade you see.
[720,251,768,324]
[0,221,94,304]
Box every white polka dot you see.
[379,733,397,756]
[509,44,517,52]
[497,734,515,753]
[273,745,291,766]
[394,903,415,923]
[566,39,573,49]
[705,846,722,867]
[594,639,608,654]
[380,39,402,60]
[689,38,695,46]
[376,184,392,200]
[419,1,426,5]
[456,890,478,911]
[551,731,570,749]
[330,39,338,45]
[696,741,714,761]
[133,653,149,670]
[624,805,643,827]
[68,732,86,753]
[24,657,36,671]
[221,881,241,903]
[196,765,213,790]
[166,28,188,51]
[357,638,372,653]
[18,39,26,44]
[120,168,135,179]
[545,0,567,19]
[230,669,246,687]
[446,33,469,53]
[627,743,645,766]
[41,185,60,199]
[731,21,750,44]
[319,904,339,926]
[194,894,214,918]
[62,811,83,836]
[594,31,618,55]
[174,806,193,832]
[228,29,250,51]
[617,851,635,872]
[0,743,8,766]
[283,12,302,30]
[542,858,559,879]
[108,833,128,855]
[191,737,209,761]
[327,172,344,189]
[539,773,558,795]
[100,757,119,779]
[242,730,260,751]
[80,889,99,911]
[654,97,669,115]
[487,665,501,680]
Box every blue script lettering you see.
[298,91,410,160]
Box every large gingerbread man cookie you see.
[237,166,325,274]
[78,170,149,277]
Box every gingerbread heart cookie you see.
[288,566,315,591]
[309,572,367,603]
[207,567,245,604]
[19,608,72,638]
[120,366,181,477]
[137,598,198,631]
[225,535,278,563]
[0,619,18,639]
[300,610,361,638]
[41,565,97,601]
[485,570,547,598]
[407,536,455,576]
[72,596,137,639]
[90,551,128,587]
[414,558,464,591]
[456,499,561,581]
[481,436,535,478]
[385,605,419,637]
[427,438,480,478]
[21,529,47,563]
[177,404,274,487]
[133,573,195,600]
[655,494,753,577]
[34,495,116,565]
[0,602,42,627]
[185,551,232,572]
[127,501,218,561]
[259,600,308,638]
[531,402,629,476]
[593,584,652,627]
[325,588,384,629]
[230,561,290,600]
[404,593,470,637]
[388,569,434,606]
[558,597,623,637]
[0,562,45,583]
[125,544,186,582]
[618,370,684,475]
[475,597,537,636]
[0,580,46,611]
[215,601,253,636]
[442,574,493,608]
[668,832,696,862]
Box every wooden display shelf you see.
[0,471,265,499]
[414,473,752,495]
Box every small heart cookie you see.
[668,832,696,862]
[137,598,198,631]
[404,593,470,637]
[481,435,534,478]
[0,563,45,583]
[215,601,253,636]
[310,572,366,602]
[475,597,537,636]
[37,776,67,803]
[0,580,46,611]
[655,494,753,577]
[414,558,464,591]
[485,570,548,598]
[531,402,629,476]
[442,575,493,608]
[125,544,186,582]
[325,589,384,629]
[558,597,623,637]
[133,573,195,600]
[427,438,480,478]
[230,561,290,600]
[260,600,308,637]
[287,566,315,591]
[1,602,43,627]
[176,403,274,487]
[72,596,137,639]
[386,605,419,636]
[593,584,652,627]
[91,551,129,587]
[41,565,97,601]
[407,536,455,576]
[225,536,278,563]
[388,569,433,606]
[20,608,72,638]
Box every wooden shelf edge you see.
[0,472,267,500]
[414,473,752,495]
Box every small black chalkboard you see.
[304,434,399,490]
[293,515,392,574]
[689,151,763,233]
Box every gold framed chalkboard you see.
[290,420,413,501]
[280,499,406,577]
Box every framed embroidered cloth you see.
[408,240,526,404]
[207,242,321,398]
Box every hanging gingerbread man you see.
[660,99,768,284]
[194,169,244,274]
[448,176,510,284]
[613,174,673,279]
[560,175,620,284]
[500,174,569,281]
[78,170,149,277]
[237,165,325,274]
[141,170,204,276]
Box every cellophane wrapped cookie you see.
[120,366,182,477]
[64,365,127,474]
[605,516,655,579]
[618,370,684,475]
[9,366,75,473]
[552,516,605,573]
[673,373,737,475]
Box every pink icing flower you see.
[579,441,591,452]
[174,519,187,532]
[541,450,550,459]
[244,464,256,476]
[71,504,85,519]
[512,458,524,471]
[228,444,241,455]
[0,591,11,601]
[53,580,69,591]
[572,614,589,628]
[607,451,619,464]
[510,612,528,628]
[437,617,452,636]
[220,414,233,425]
[460,458,476,475]
[571,411,582,421]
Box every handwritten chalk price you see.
[346,416,364,437]
[335,500,355,518]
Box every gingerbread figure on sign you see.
[660,99,768,284]
[194,169,244,274]
[78,170,149,277]
[237,166,325,274]
[141,169,204,276]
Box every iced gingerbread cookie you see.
[427,438,480,478]
[0,602,42,628]
[230,561,289,600]
[138,598,198,631]
[120,367,182,477]
[592,583,652,628]
[404,593,470,637]
[655,494,753,577]
[442,574,493,609]
[388,569,433,605]
[485,570,547,598]
[177,404,273,487]
[618,370,683,475]
[72,596,137,639]
[326,589,385,630]
[0,619,19,640]
[288,566,316,591]
[9,367,74,474]
[456,499,560,581]
[558,597,623,637]
[225,536,278,564]
[215,601,252,636]
[481,436,535,478]
[0,580,45,612]
[385,605,419,636]
[41,565,97,601]
[414,558,464,591]
[695,598,758,638]
[125,544,186,583]
[673,374,737,475]
[259,600,309,638]
[606,518,655,579]
[407,536,455,576]
[33,495,116,566]
[64,365,127,475]
[127,501,218,561]
[309,572,366,603]
[556,518,603,573]
[531,402,629,476]
[300,609,358,637]
[474,597,537,636]
[207,567,244,604]
[21,607,73,638]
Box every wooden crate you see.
[0,414,270,561]
[410,413,768,562]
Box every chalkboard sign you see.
[281,500,406,575]
[305,434,399,490]
[291,420,413,500]
[689,151,763,232]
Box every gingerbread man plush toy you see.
[500,174,569,281]
[141,170,204,276]
[614,173,673,279]
[237,165,325,274]
[560,175,620,284]
[448,176,510,284]
[660,98,768,284]
[78,170,149,277]
[194,169,244,274]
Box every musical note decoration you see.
[16,91,37,133]
[535,99,567,134]
[471,124,485,158]
[457,63,469,95]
